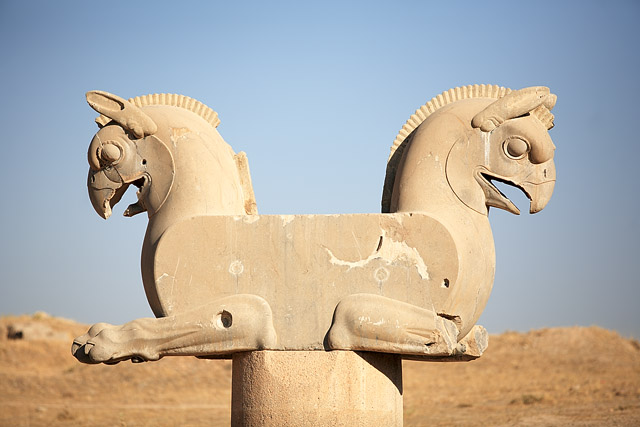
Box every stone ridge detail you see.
[73,86,557,365]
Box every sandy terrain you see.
[1,313,638,426]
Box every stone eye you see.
[100,142,122,165]
[503,137,529,160]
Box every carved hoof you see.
[72,322,114,364]
[71,295,278,364]
[327,293,459,356]
[71,321,160,364]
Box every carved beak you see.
[475,159,555,215]
[517,159,556,214]
[521,162,556,214]
[524,180,555,213]
[88,169,128,219]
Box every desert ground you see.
[1,313,638,426]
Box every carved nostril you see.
[217,311,233,328]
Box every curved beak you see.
[89,187,114,219]
[522,180,555,213]
[521,160,556,214]
[88,170,128,219]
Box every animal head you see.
[384,85,557,216]
[86,91,175,219]
[448,86,556,215]
[86,91,257,220]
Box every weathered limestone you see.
[74,86,555,363]
[232,351,403,426]
[72,85,557,424]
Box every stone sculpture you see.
[73,85,556,365]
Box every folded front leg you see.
[326,293,460,357]
[72,294,277,364]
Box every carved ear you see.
[472,87,552,132]
[86,90,158,138]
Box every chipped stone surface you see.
[153,213,461,352]
[72,85,559,426]
[325,228,430,280]
[74,86,557,364]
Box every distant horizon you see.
[4,310,637,343]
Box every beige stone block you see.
[231,351,402,426]
[73,85,557,364]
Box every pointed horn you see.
[472,86,552,132]
[86,90,157,138]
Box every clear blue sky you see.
[1,1,638,338]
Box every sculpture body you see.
[74,85,556,365]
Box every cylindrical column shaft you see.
[232,350,403,426]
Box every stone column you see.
[231,351,403,426]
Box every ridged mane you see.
[96,93,220,129]
[382,84,512,213]
[389,84,511,161]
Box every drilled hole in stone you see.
[217,311,233,328]
[442,278,450,288]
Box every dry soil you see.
[1,313,638,426]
